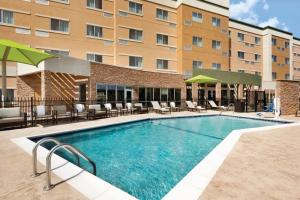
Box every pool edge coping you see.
[10,114,300,200]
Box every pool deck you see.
[0,111,299,200]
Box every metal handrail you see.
[32,137,79,177]
[44,143,96,191]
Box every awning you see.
[185,74,218,84]
[193,69,261,86]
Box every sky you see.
[229,0,300,37]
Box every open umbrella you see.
[185,74,218,84]
[0,39,55,101]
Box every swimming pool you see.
[32,116,282,200]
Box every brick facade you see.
[89,63,186,100]
[276,80,300,115]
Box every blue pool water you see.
[33,116,282,200]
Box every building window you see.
[129,56,143,67]
[285,42,290,48]
[0,9,14,24]
[212,40,221,50]
[255,54,261,61]
[51,18,69,32]
[272,72,277,80]
[272,38,277,46]
[237,51,245,59]
[156,8,168,20]
[129,29,143,41]
[192,12,202,23]
[87,25,103,38]
[212,17,220,27]
[129,1,143,14]
[156,34,168,45]
[285,58,290,65]
[238,33,244,41]
[87,0,102,9]
[285,73,290,80]
[255,37,261,45]
[193,61,202,69]
[192,36,202,47]
[87,53,102,63]
[212,63,221,70]
[45,49,69,56]
[272,55,277,62]
[157,59,168,69]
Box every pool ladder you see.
[31,137,96,191]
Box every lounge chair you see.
[34,105,54,125]
[151,101,170,114]
[0,107,27,129]
[126,103,137,114]
[134,103,148,114]
[104,103,118,117]
[186,101,206,112]
[74,104,88,120]
[88,104,107,119]
[170,102,180,112]
[116,103,129,115]
[208,100,229,111]
[51,105,72,124]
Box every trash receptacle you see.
[234,100,245,112]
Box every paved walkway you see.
[199,124,300,200]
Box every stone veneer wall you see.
[16,73,41,98]
[89,63,186,99]
[276,80,300,115]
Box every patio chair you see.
[186,101,206,112]
[160,102,170,110]
[170,102,180,112]
[151,101,170,114]
[134,103,148,114]
[104,103,118,117]
[208,100,229,111]
[74,104,88,121]
[34,105,54,125]
[126,103,137,114]
[116,103,129,115]
[51,105,72,124]
[0,107,27,129]
[88,104,107,119]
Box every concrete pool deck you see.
[0,111,299,199]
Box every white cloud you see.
[259,17,280,27]
[230,0,260,18]
[262,0,269,10]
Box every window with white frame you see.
[212,17,220,27]
[192,12,202,23]
[129,29,143,41]
[129,1,143,14]
[129,56,143,68]
[272,38,277,46]
[285,41,290,48]
[285,73,290,80]
[45,49,69,56]
[255,37,261,45]
[157,59,168,69]
[212,40,221,50]
[87,0,102,9]
[238,33,244,41]
[272,55,277,62]
[51,18,69,32]
[156,34,168,45]
[255,54,261,61]
[212,63,221,70]
[0,9,13,24]
[192,36,202,47]
[192,61,202,69]
[285,58,290,65]
[237,51,245,59]
[156,8,168,20]
[87,24,103,38]
[272,72,277,80]
[87,53,103,63]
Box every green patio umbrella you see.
[0,39,55,101]
[185,74,218,84]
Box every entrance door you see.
[207,90,216,101]
[126,89,132,103]
[79,84,86,102]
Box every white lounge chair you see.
[104,103,118,117]
[208,100,229,111]
[88,104,107,119]
[74,104,89,120]
[126,103,137,114]
[34,105,54,124]
[170,102,180,112]
[151,101,170,114]
[186,101,206,112]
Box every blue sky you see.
[230,0,300,37]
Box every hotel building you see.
[0,0,299,104]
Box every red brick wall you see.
[276,80,300,115]
[89,63,186,99]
